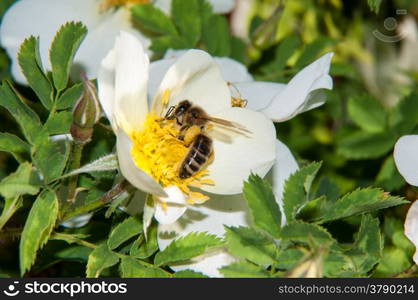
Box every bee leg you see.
[177,125,190,141]
[182,125,201,146]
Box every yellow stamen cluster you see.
[231,97,248,108]
[100,0,149,11]
[130,114,214,204]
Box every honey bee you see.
[164,100,250,179]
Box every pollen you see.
[100,0,149,11]
[130,114,213,204]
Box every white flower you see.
[394,135,418,265]
[157,49,333,276]
[0,0,236,85]
[98,31,276,226]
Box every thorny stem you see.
[51,232,97,249]
[67,141,85,203]
[393,265,418,278]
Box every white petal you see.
[116,129,166,197]
[113,31,149,134]
[267,139,298,225]
[153,0,171,14]
[233,81,286,111]
[60,213,93,228]
[215,57,253,82]
[405,200,418,265]
[153,50,230,116]
[154,186,188,225]
[73,8,151,81]
[202,108,276,195]
[0,0,100,84]
[261,52,334,122]
[394,135,418,186]
[162,51,253,82]
[98,48,116,128]
[149,58,176,102]
[158,193,249,277]
[209,0,236,14]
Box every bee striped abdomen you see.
[179,134,213,179]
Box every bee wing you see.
[205,117,252,134]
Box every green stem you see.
[67,141,84,202]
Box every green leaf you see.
[44,111,72,135]
[107,216,142,250]
[19,190,58,275]
[389,92,418,135]
[276,248,305,269]
[32,135,70,183]
[55,246,92,261]
[130,222,158,258]
[49,22,87,91]
[0,81,43,144]
[282,162,322,222]
[120,257,169,278]
[219,260,270,278]
[86,243,119,278]
[376,156,405,191]
[347,95,387,132]
[374,247,412,277]
[316,188,408,223]
[63,154,118,178]
[202,15,231,56]
[0,196,22,231]
[154,232,223,266]
[172,270,208,278]
[0,162,40,199]
[171,0,201,47]
[150,35,188,54]
[0,132,30,162]
[351,214,382,273]
[56,82,83,110]
[368,0,382,13]
[224,226,277,266]
[131,4,178,36]
[17,36,52,109]
[338,131,396,159]
[280,221,338,248]
[243,174,281,238]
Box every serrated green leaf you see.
[150,35,188,54]
[243,174,281,238]
[0,162,40,199]
[107,216,142,250]
[86,243,119,278]
[120,257,169,278]
[0,132,30,162]
[49,22,87,91]
[55,245,92,261]
[317,188,408,223]
[338,131,396,159]
[130,222,158,258]
[32,135,70,183]
[17,36,52,109]
[0,196,22,231]
[374,247,412,277]
[131,4,178,36]
[0,81,43,144]
[171,0,201,47]
[389,92,418,135]
[351,214,382,273]
[280,221,338,248]
[63,154,118,178]
[276,248,305,269]
[19,190,58,275]
[225,226,278,266]
[219,260,270,278]
[172,270,208,278]
[283,162,322,222]
[56,82,83,110]
[44,111,72,135]
[154,232,223,266]
[202,15,231,56]
[347,95,387,132]
[376,156,404,191]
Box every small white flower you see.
[394,135,418,265]
[98,31,276,226]
[157,49,333,276]
[0,0,236,85]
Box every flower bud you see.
[70,75,101,143]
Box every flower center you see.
[100,0,149,11]
[130,114,214,204]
